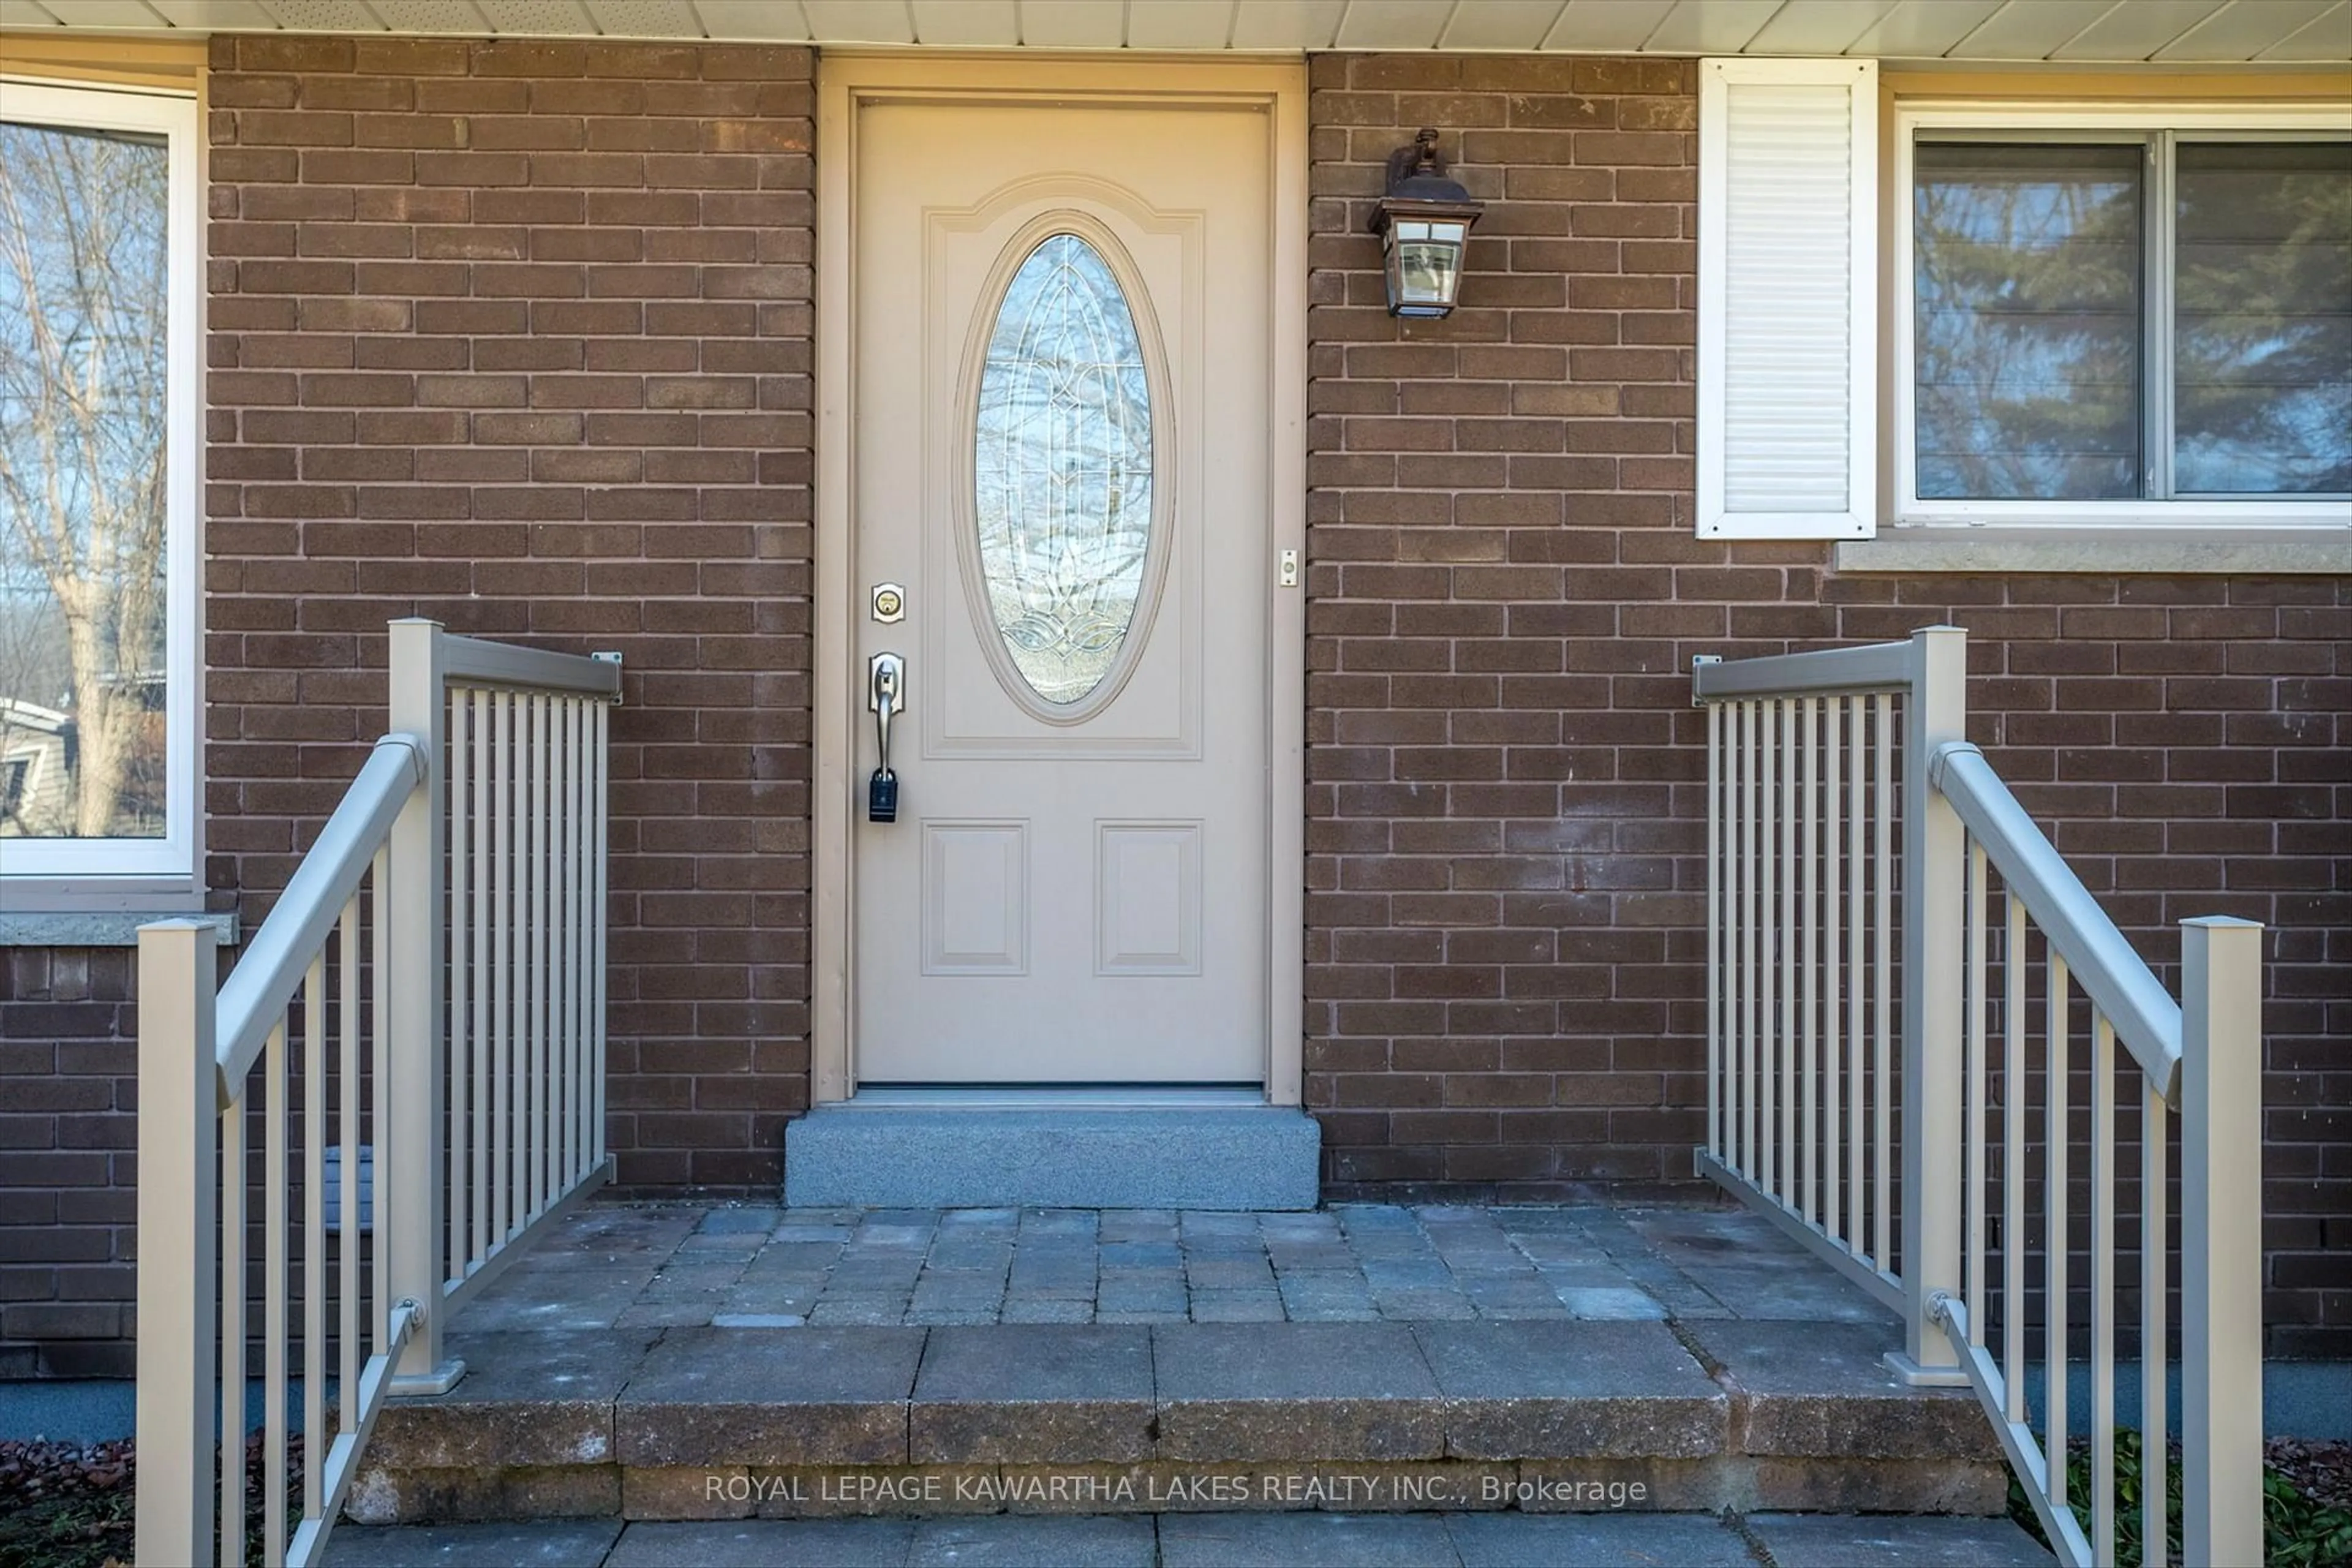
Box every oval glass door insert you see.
[974,232,1155,707]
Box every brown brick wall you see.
[0,951,137,1378]
[1303,53,2351,1357]
[203,34,816,1195]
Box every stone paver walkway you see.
[460,1200,1890,1332]
[324,1509,2057,1566]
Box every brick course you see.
[1303,53,2351,1356]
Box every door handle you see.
[867,652,905,823]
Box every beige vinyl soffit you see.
[4,0,2348,63]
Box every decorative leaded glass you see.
[974,233,1155,707]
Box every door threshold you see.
[842,1085,1267,1110]
[786,1094,1319,1207]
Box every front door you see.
[848,85,1277,1085]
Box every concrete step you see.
[782,1104,1322,1210]
[352,1317,2007,1525]
[323,1510,2060,1567]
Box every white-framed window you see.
[1700,62,2351,554]
[0,79,200,886]
[1894,102,2350,530]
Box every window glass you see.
[973,233,1155,709]
[0,120,172,842]
[2173,141,2352,496]
[1913,142,2144,502]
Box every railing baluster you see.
[470,688,491,1272]
[573,696,590,1185]
[494,690,514,1243]
[263,1020,287,1568]
[1730,699,1745,1176]
[1707,695,1722,1162]
[576,696,595,1181]
[511,692,528,1234]
[2004,892,2026,1424]
[537,692,555,1216]
[222,1087,246,1568]
[1801,695,1818,1225]
[371,850,390,1353]
[337,897,358,1476]
[1872,690,1892,1273]
[2144,1079,2169,1568]
[1822,696,1841,1245]
[564,698,576,1183]
[554,696,573,1195]
[2093,1008,2117,1566]
[1847,694,1864,1261]
[526,693,545,1221]
[449,692,469,1285]
[1744,699,1760,1180]
[593,697,609,1167]
[576,698,593,1182]
[1760,698,1777,1194]
[556,697,571,1189]
[303,957,325,1532]
[1724,702,1736,1175]
[1966,839,1987,1346]
[514,692,530,1227]
[1778,697,1796,1210]
[2048,952,2070,1517]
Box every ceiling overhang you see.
[2,1,2346,66]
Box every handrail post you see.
[2182,915,2263,1567]
[135,919,218,1568]
[1891,624,1968,1385]
[386,618,463,1394]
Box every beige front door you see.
[848,88,1277,1085]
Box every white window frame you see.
[0,79,202,887]
[1891,99,2352,533]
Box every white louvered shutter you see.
[1697,59,1877,540]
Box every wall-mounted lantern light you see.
[1368,127,1484,319]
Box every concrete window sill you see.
[0,910,237,948]
[1835,529,2352,576]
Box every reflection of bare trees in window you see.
[2175,142,2352,496]
[974,234,1154,707]
[1914,137,2351,505]
[0,121,170,840]
[1913,143,2143,502]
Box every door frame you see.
[811,53,1308,1106]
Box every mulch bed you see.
[0,1436,132,1568]
[2271,1438,2352,1515]
[1,1433,301,1568]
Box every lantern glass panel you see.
[1384,218,1467,315]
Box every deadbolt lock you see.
[871,582,906,624]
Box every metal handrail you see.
[442,633,622,698]
[138,621,624,1568]
[1930,741,2184,1101]
[1691,637,1915,699]
[1689,625,2264,1568]
[211,734,425,1102]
